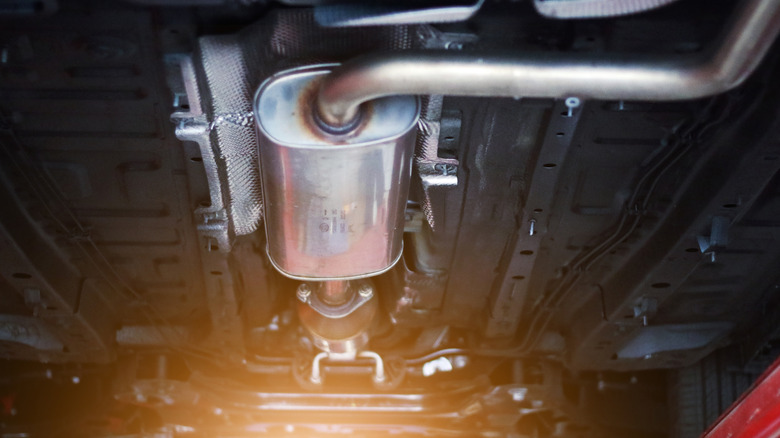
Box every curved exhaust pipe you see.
[316,0,780,128]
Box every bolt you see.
[564,97,581,117]
[296,283,311,302]
[434,163,457,176]
[358,284,373,299]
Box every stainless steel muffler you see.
[254,65,419,281]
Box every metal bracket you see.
[299,283,374,319]
[168,55,232,253]
[698,216,730,262]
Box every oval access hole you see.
[651,282,670,289]
[520,250,534,255]
[542,163,557,169]
[12,272,32,279]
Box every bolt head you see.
[358,284,373,298]
[565,97,581,108]
[434,163,457,176]
[296,283,311,301]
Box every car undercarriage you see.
[1,0,780,436]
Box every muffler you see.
[254,65,419,281]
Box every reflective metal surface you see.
[316,280,352,306]
[297,283,378,359]
[314,0,484,27]
[254,65,419,280]
[299,281,373,319]
[316,0,780,126]
[533,0,679,19]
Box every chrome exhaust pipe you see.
[316,0,780,128]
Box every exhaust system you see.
[253,0,780,380]
[253,66,418,372]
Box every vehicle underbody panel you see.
[1,0,780,436]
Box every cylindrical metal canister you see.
[254,65,419,280]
